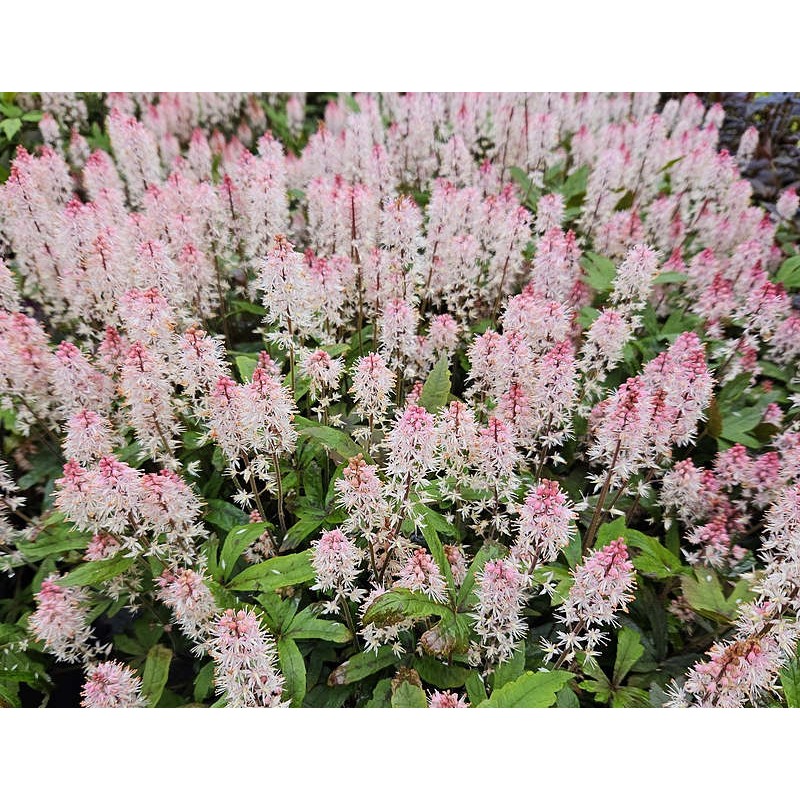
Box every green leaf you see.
[653,271,688,285]
[418,356,451,413]
[182,430,208,450]
[563,529,582,569]
[0,683,21,708]
[414,506,456,597]
[706,397,723,438]
[632,583,668,661]
[343,94,361,113]
[556,687,580,707]
[776,254,800,288]
[361,588,452,627]
[596,517,684,580]
[479,670,572,708]
[17,526,90,560]
[719,406,764,444]
[280,516,324,552]
[391,679,427,708]
[613,189,635,212]
[286,608,352,643]
[631,536,684,579]
[562,165,589,201]
[227,549,315,591]
[229,301,268,318]
[277,637,306,706]
[465,671,487,705]
[491,643,525,691]
[256,592,298,634]
[141,644,172,707]
[758,360,790,382]
[133,618,163,651]
[295,417,362,461]
[303,462,325,505]
[365,678,393,708]
[658,155,685,173]
[716,372,752,407]
[508,166,539,208]
[194,662,215,703]
[202,534,222,581]
[680,567,754,623]
[580,673,612,701]
[328,646,400,686]
[581,252,617,293]
[613,627,644,685]
[722,432,761,449]
[660,309,702,337]
[413,657,470,689]
[17,449,63,490]
[0,668,46,686]
[59,556,135,587]
[416,503,460,539]
[0,117,22,140]
[508,166,529,187]
[780,648,800,707]
[581,652,611,684]
[204,498,248,532]
[113,633,145,657]
[611,686,651,708]
[220,522,270,580]
[0,624,26,647]
[206,578,237,610]
[544,161,566,186]
[235,355,258,381]
[279,502,344,552]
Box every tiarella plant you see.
[1,91,800,709]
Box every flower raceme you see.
[385,403,437,485]
[81,660,147,708]
[311,528,365,609]
[157,567,218,644]
[207,609,285,707]
[513,479,577,566]
[543,538,636,667]
[472,558,528,664]
[30,576,95,664]
[395,548,448,603]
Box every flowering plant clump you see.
[2,91,800,708]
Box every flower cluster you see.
[3,92,800,708]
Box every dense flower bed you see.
[1,91,799,708]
